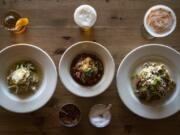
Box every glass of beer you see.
[74,5,97,31]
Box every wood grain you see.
[0,0,180,135]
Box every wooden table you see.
[0,0,180,135]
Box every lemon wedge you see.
[15,18,29,33]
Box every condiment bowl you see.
[59,103,81,127]
[144,5,176,38]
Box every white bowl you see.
[0,44,57,113]
[59,41,115,97]
[144,5,177,38]
[116,44,180,119]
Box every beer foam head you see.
[74,5,97,29]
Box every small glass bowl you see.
[59,103,81,127]
[89,104,112,128]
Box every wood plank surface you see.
[0,0,180,135]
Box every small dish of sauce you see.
[59,103,81,127]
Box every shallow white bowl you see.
[59,41,115,97]
[116,44,180,119]
[0,44,57,113]
[144,5,177,38]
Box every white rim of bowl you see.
[144,5,177,38]
[59,41,115,97]
[116,44,180,119]
[0,43,58,113]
